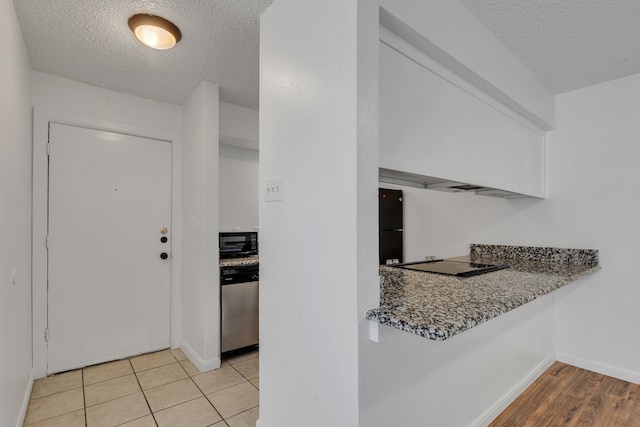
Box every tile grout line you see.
[188,368,225,422]
[132,360,178,374]
[216,356,260,423]
[130,351,233,424]
[26,385,84,402]
[24,372,84,426]
[133,358,213,413]
[83,370,147,411]
[195,360,256,396]
[83,356,140,387]
[226,405,260,423]
[82,369,88,427]
[129,356,160,427]
[228,362,244,379]
[227,357,259,384]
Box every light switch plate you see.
[265,176,283,202]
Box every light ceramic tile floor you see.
[24,349,259,427]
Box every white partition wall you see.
[258,0,379,426]
[181,81,221,371]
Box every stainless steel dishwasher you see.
[220,264,259,358]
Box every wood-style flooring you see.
[490,362,640,427]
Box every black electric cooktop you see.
[394,260,510,277]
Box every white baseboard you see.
[16,369,34,427]
[470,356,555,427]
[557,352,640,385]
[179,341,221,373]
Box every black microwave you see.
[219,232,258,259]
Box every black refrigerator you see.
[379,188,404,265]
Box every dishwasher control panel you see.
[220,265,259,284]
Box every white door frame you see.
[32,108,183,378]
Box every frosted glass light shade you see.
[128,14,181,50]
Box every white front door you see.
[47,123,172,374]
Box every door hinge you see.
[45,236,48,249]
[46,142,50,156]
[44,328,49,342]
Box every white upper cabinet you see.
[379,32,546,198]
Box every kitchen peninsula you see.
[366,244,600,341]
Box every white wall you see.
[551,73,640,382]
[219,145,259,232]
[0,1,33,426]
[181,81,221,372]
[31,72,184,377]
[259,0,379,426]
[31,72,181,133]
[220,102,259,151]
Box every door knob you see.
[160,252,168,260]
[161,227,168,235]
[160,237,168,243]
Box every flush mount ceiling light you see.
[128,14,182,50]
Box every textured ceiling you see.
[458,0,640,94]
[13,0,640,108]
[14,0,273,109]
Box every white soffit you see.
[458,0,640,94]
[14,0,273,109]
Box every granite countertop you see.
[219,255,259,267]
[365,244,600,341]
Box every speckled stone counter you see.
[365,245,600,341]
[219,255,259,267]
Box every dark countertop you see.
[365,244,600,341]
[219,255,259,268]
